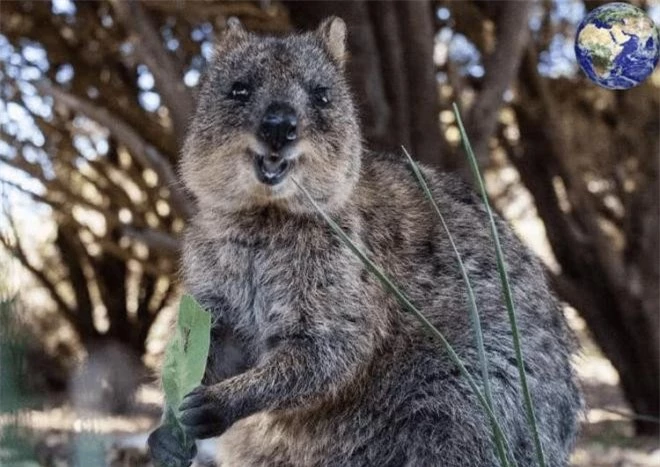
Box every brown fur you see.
[156,17,582,467]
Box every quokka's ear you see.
[216,17,248,54]
[316,16,347,67]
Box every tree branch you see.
[54,225,97,339]
[36,81,195,219]
[0,210,80,331]
[511,44,660,430]
[121,226,180,257]
[466,0,531,164]
[395,0,444,167]
[143,0,289,32]
[0,180,50,206]
[136,273,157,352]
[368,1,410,151]
[110,0,193,141]
[0,152,112,216]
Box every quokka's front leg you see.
[201,322,253,385]
[179,324,376,439]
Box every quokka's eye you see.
[312,86,330,107]
[229,82,251,102]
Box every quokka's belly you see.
[217,411,301,467]
[215,405,369,466]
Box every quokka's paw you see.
[180,384,235,439]
[148,424,197,467]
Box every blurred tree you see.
[0,0,657,433]
[511,49,659,434]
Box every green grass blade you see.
[292,178,514,467]
[401,147,510,466]
[453,102,547,467]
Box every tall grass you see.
[291,179,515,467]
[400,147,511,466]
[293,104,549,466]
[453,103,546,467]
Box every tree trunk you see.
[54,226,98,343]
[286,1,445,166]
[465,1,531,165]
[512,49,660,435]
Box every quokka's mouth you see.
[253,153,291,186]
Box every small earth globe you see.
[575,2,660,89]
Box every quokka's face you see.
[181,17,362,213]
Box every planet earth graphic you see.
[575,2,659,89]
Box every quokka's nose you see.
[259,103,298,151]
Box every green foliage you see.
[72,432,106,467]
[0,298,40,465]
[159,295,212,461]
[0,297,23,413]
[0,425,40,467]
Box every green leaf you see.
[162,295,212,413]
[158,294,211,464]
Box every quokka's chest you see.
[206,233,351,323]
